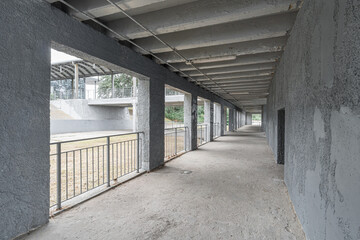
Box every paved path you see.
[22,125,304,240]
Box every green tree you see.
[197,106,204,123]
[165,106,184,122]
[98,73,133,98]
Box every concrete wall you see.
[264,1,360,239]
[51,120,132,134]
[50,99,132,134]
[51,99,131,120]
[0,1,240,239]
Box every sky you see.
[51,49,81,64]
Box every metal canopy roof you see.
[47,0,302,112]
[51,60,116,80]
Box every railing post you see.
[56,142,61,210]
[175,128,177,155]
[137,132,140,173]
[107,136,111,187]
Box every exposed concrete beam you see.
[195,70,274,82]
[204,79,273,87]
[203,76,273,85]
[215,85,270,91]
[170,52,282,72]
[210,81,271,87]
[155,37,287,63]
[106,0,300,39]
[63,0,196,21]
[180,63,276,77]
[132,13,297,54]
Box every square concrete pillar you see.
[0,3,51,238]
[229,108,234,132]
[221,105,225,135]
[184,94,197,150]
[234,110,236,130]
[240,112,246,126]
[209,101,214,141]
[204,100,212,142]
[137,76,165,171]
[213,103,221,137]
[245,112,252,125]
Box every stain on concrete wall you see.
[264,0,360,239]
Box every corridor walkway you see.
[21,126,304,240]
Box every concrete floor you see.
[22,125,304,240]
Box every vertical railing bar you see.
[112,142,114,180]
[175,128,177,155]
[56,143,61,209]
[116,143,119,178]
[107,136,110,187]
[137,133,140,173]
[97,146,100,186]
[127,140,130,174]
[86,148,88,191]
[66,152,68,200]
[120,142,123,176]
[80,149,82,194]
[73,150,75,197]
[102,145,105,184]
[92,147,94,189]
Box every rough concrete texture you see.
[19,126,304,240]
[184,94,198,150]
[264,0,360,239]
[0,1,232,238]
[246,112,252,125]
[0,1,51,239]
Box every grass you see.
[49,132,191,207]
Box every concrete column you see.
[137,76,165,171]
[132,77,137,97]
[229,108,234,131]
[0,4,50,238]
[184,94,197,150]
[210,101,214,141]
[245,112,252,125]
[74,63,79,99]
[111,73,114,98]
[204,100,211,142]
[234,111,237,130]
[241,112,246,126]
[221,105,225,136]
[132,77,137,132]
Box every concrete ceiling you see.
[48,0,302,112]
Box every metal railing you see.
[213,122,221,138]
[95,87,136,99]
[165,89,183,96]
[164,127,188,161]
[51,89,85,100]
[164,121,184,129]
[252,120,262,126]
[49,132,143,209]
[197,124,208,146]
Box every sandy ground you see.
[24,125,305,240]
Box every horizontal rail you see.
[50,131,144,145]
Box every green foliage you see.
[98,74,133,98]
[197,106,204,123]
[165,106,184,122]
[252,114,261,121]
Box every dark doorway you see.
[277,109,285,165]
